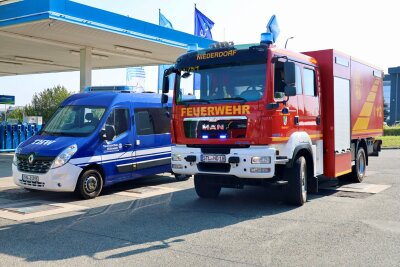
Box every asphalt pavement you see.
[0,150,399,266]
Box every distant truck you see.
[13,92,188,199]
[162,33,383,205]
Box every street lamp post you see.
[285,37,294,49]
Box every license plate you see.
[201,154,226,163]
[21,174,39,182]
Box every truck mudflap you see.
[171,145,278,179]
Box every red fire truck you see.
[161,33,383,206]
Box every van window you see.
[105,108,130,138]
[42,105,106,137]
[304,68,316,96]
[134,108,171,135]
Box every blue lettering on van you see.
[32,140,56,146]
[103,143,122,153]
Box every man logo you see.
[28,154,35,165]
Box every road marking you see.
[0,200,87,221]
[114,185,181,198]
[320,182,391,194]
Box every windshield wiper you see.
[211,97,247,104]
[180,99,210,106]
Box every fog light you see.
[250,167,271,173]
[172,154,182,161]
[251,156,271,164]
[172,164,183,169]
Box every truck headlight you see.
[251,156,271,164]
[172,154,182,161]
[51,144,78,169]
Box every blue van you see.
[12,92,188,199]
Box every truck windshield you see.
[176,63,266,104]
[42,105,106,137]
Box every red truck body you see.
[165,42,383,205]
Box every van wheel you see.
[174,173,191,181]
[76,169,103,199]
[286,156,307,206]
[194,175,221,198]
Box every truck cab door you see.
[300,67,321,137]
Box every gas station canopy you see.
[0,0,214,77]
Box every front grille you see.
[19,179,45,187]
[17,154,54,174]
[198,162,231,173]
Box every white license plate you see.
[21,174,39,182]
[201,154,226,163]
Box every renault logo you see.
[28,154,35,165]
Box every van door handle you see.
[124,143,132,148]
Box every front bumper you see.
[171,145,277,179]
[13,163,83,192]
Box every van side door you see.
[133,107,172,176]
[101,106,134,183]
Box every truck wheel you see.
[349,147,366,183]
[286,156,307,206]
[174,173,191,181]
[194,175,221,198]
[75,169,103,199]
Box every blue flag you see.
[159,12,173,29]
[158,11,174,93]
[194,7,214,40]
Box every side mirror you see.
[162,66,175,94]
[161,94,169,104]
[162,75,170,94]
[284,61,296,85]
[101,125,116,141]
[284,86,297,96]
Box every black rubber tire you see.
[348,147,366,183]
[174,173,191,181]
[194,174,221,198]
[75,169,103,199]
[286,156,307,206]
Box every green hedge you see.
[384,126,400,136]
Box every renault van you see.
[12,92,188,199]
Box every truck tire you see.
[349,147,366,183]
[286,156,307,206]
[75,169,103,199]
[194,174,221,198]
[174,173,191,181]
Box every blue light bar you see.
[260,32,273,45]
[202,135,209,139]
[220,135,227,139]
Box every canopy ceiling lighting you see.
[14,56,53,64]
[69,50,109,60]
[114,45,152,56]
[0,60,22,65]
[0,0,22,6]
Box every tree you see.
[7,108,24,122]
[24,85,73,123]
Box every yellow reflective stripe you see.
[366,92,377,102]
[353,117,370,130]
[359,102,374,117]
[336,169,352,177]
[352,128,383,134]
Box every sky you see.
[1,0,399,106]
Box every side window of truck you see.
[303,68,317,96]
[105,108,129,138]
[134,108,171,135]
[295,65,303,95]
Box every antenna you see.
[285,37,294,49]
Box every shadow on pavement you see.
[0,180,325,263]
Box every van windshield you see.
[42,105,106,137]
